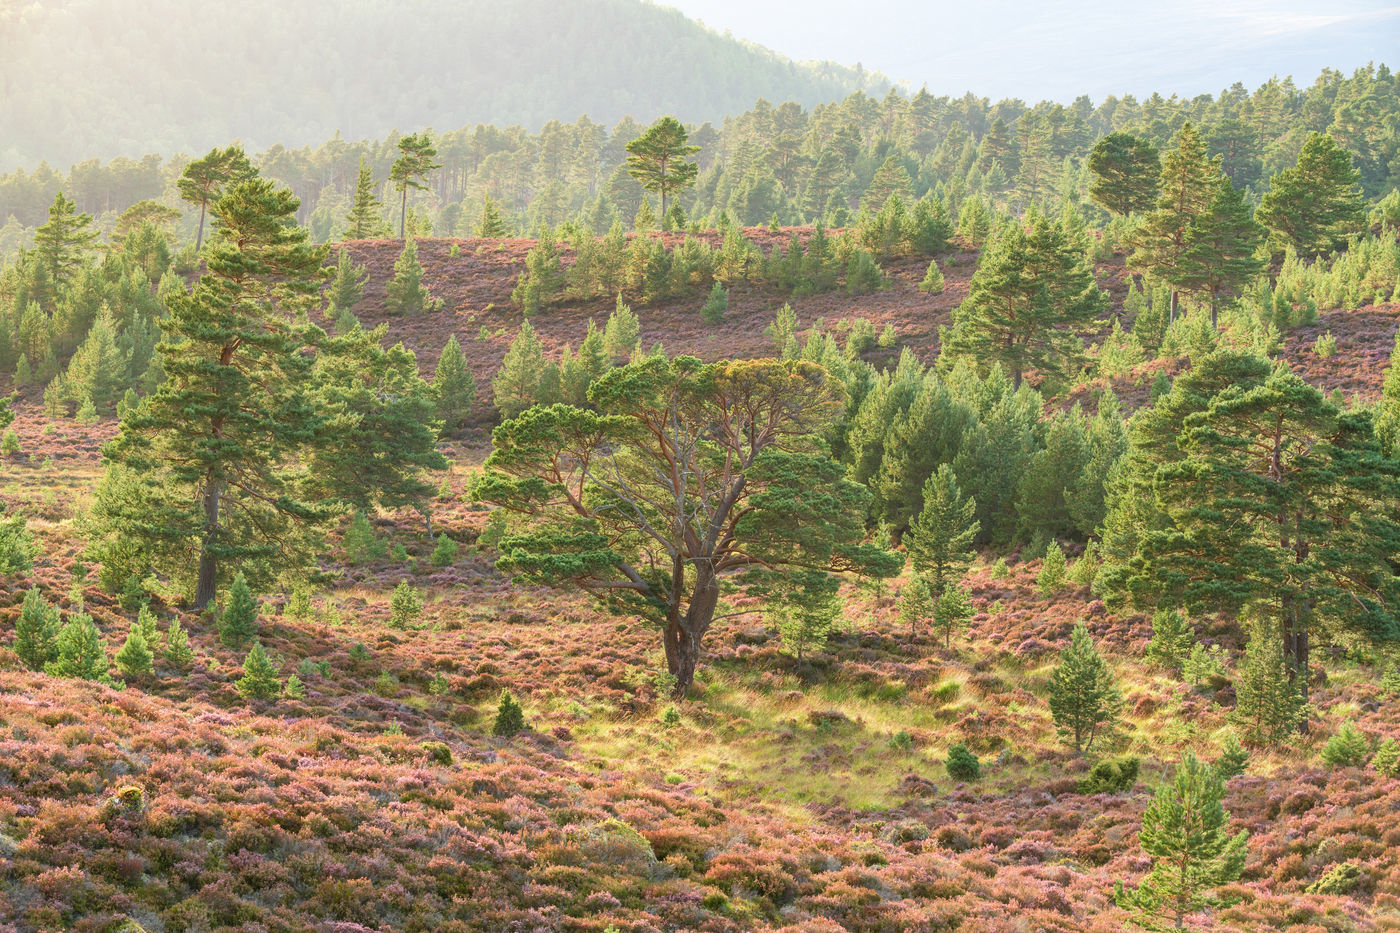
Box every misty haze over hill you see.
[667,0,1400,102]
[0,0,889,171]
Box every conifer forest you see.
[4,1,1400,929]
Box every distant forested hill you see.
[0,0,889,171]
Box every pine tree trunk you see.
[195,200,208,252]
[1169,289,1178,324]
[663,564,720,697]
[400,188,408,240]
[194,477,222,609]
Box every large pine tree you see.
[940,211,1108,389]
[389,132,442,240]
[96,178,330,608]
[177,145,257,251]
[1256,132,1367,257]
[1100,349,1400,728]
[1128,123,1222,320]
[625,116,700,218]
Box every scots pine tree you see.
[1037,541,1068,594]
[390,132,441,240]
[1128,123,1222,320]
[1088,133,1161,216]
[432,334,476,430]
[33,192,97,290]
[941,211,1108,388]
[236,641,281,700]
[919,259,945,294]
[474,356,899,694]
[344,157,390,239]
[326,247,369,324]
[772,573,841,663]
[1104,350,1400,727]
[492,688,526,736]
[304,323,446,514]
[932,584,973,649]
[164,617,193,667]
[1146,608,1194,671]
[625,117,700,218]
[701,281,728,325]
[476,195,511,237]
[114,628,154,679]
[94,178,330,608]
[511,231,564,314]
[46,612,112,683]
[177,145,257,251]
[904,464,978,597]
[13,586,60,671]
[219,572,259,649]
[1231,617,1307,746]
[384,238,442,315]
[1119,752,1247,929]
[603,297,640,362]
[1048,622,1121,753]
[1183,176,1265,325]
[898,575,934,640]
[1257,132,1367,257]
[491,320,545,418]
[388,580,422,629]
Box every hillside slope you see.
[326,233,1399,424]
[1,416,1398,931]
[0,0,888,171]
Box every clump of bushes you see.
[1076,757,1139,795]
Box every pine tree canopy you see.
[1100,349,1400,725]
[625,116,700,218]
[1257,131,1368,258]
[940,211,1108,389]
[1087,132,1160,216]
[177,145,257,250]
[472,354,899,694]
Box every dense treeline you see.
[0,0,888,172]
[2,63,1397,255]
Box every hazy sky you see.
[661,0,1400,102]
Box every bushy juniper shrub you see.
[946,742,981,780]
[1321,720,1371,768]
[493,689,526,737]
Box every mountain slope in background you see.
[0,0,889,171]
